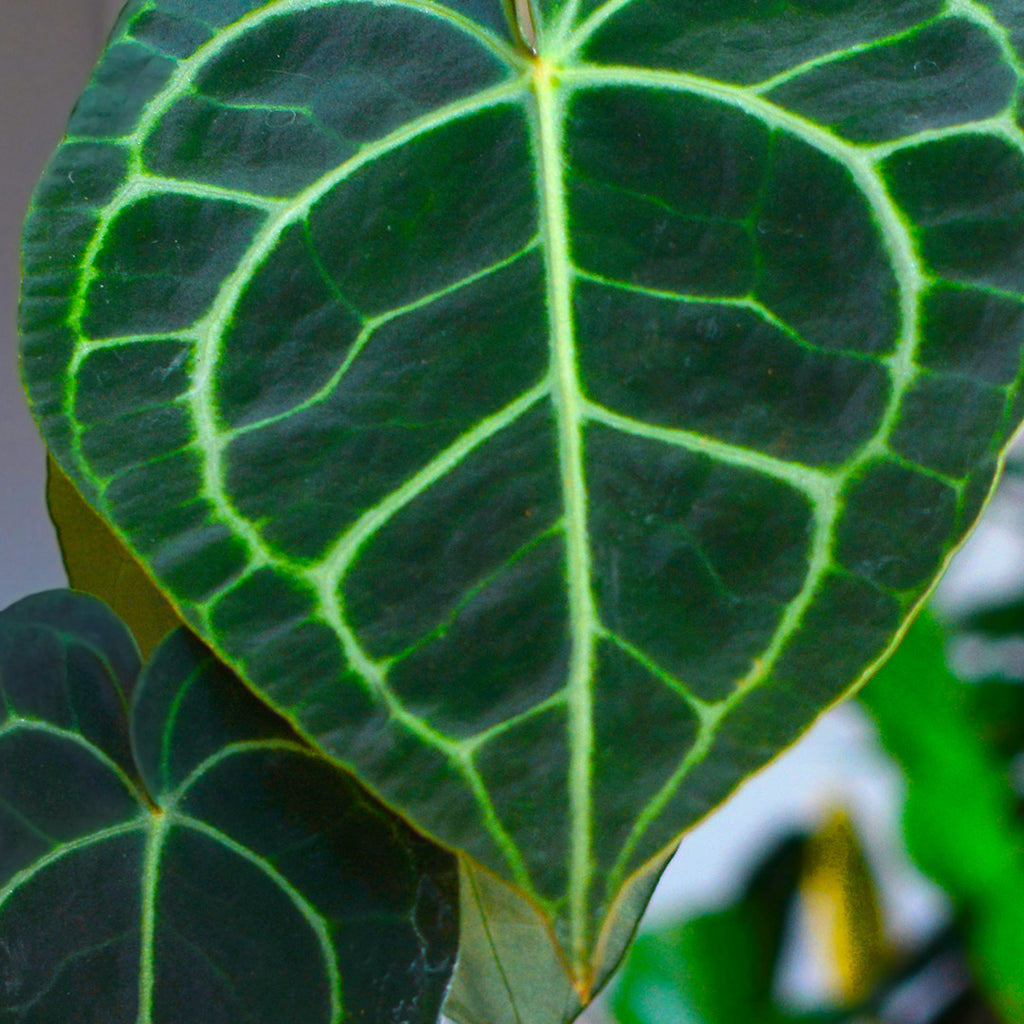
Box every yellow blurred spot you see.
[801,810,889,1004]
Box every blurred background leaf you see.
[861,615,1024,1023]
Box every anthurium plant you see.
[7,0,1024,1020]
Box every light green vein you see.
[291,381,551,901]
[949,0,1024,91]
[606,491,838,889]
[564,0,639,56]
[156,670,205,797]
[0,719,147,804]
[387,520,565,669]
[121,0,523,153]
[581,399,836,503]
[78,329,196,352]
[864,112,1024,160]
[308,382,549,591]
[573,267,884,364]
[749,19,941,95]
[181,78,528,573]
[532,61,596,970]
[0,820,148,907]
[168,811,343,1024]
[549,0,588,53]
[597,628,716,722]
[164,739,302,806]
[225,238,542,441]
[134,173,285,212]
[602,711,722,900]
[0,794,60,847]
[455,689,569,757]
[566,60,926,553]
[5,934,134,1018]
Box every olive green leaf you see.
[0,590,458,1022]
[18,0,1024,997]
[48,456,182,657]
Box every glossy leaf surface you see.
[18,0,1024,989]
[0,590,458,1023]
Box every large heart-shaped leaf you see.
[0,591,458,1022]
[19,0,1024,994]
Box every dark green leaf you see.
[18,0,1024,995]
[47,457,182,658]
[0,590,458,1023]
[861,615,1024,1021]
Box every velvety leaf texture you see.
[18,0,1024,995]
[0,591,458,1023]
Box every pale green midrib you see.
[135,812,166,1024]
[532,66,596,970]
[563,62,928,893]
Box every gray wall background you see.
[1,0,122,607]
